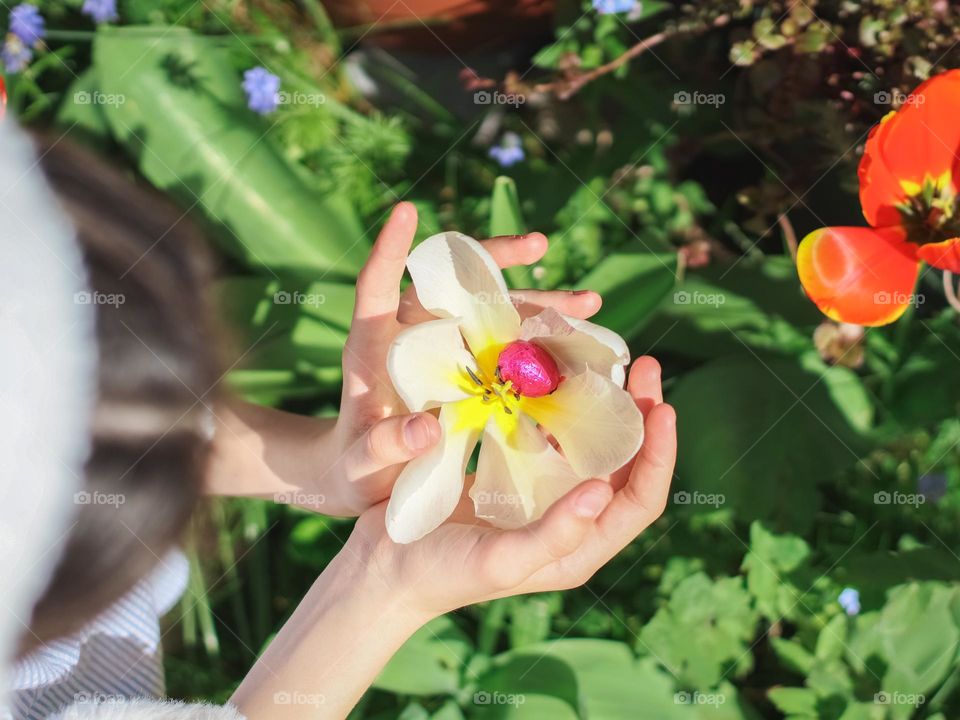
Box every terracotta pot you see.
[321,0,556,51]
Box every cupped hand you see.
[328,202,605,515]
[343,356,677,618]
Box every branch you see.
[526,14,730,101]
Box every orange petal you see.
[917,237,960,273]
[859,70,960,227]
[797,226,920,326]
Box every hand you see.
[341,356,676,618]
[325,202,606,515]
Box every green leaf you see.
[92,26,367,278]
[574,251,678,341]
[742,522,811,621]
[55,68,112,146]
[490,176,531,289]
[668,355,872,533]
[849,583,960,712]
[374,616,473,696]
[638,573,758,687]
[507,595,557,649]
[635,257,819,361]
[479,639,690,720]
[768,687,819,716]
[769,638,815,676]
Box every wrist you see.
[332,528,437,630]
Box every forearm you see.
[205,401,350,512]
[230,551,430,719]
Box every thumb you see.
[354,412,441,475]
[488,479,613,584]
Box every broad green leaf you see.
[575,251,679,341]
[635,257,819,360]
[93,26,367,278]
[668,355,872,533]
[374,616,473,696]
[848,583,960,717]
[490,176,530,289]
[479,639,691,720]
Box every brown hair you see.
[23,136,220,649]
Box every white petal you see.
[520,307,629,386]
[387,318,478,412]
[407,232,521,358]
[522,370,644,479]
[386,402,481,544]
[471,414,583,529]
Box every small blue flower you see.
[838,587,860,616]
[918,473,947,503]
[81,0,118,24]
[593,0,639,15]
[9,4,45,46]
[242,66,281,115]
[489,132,525,168]
[2,33,32,73]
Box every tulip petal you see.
[521,369,644,479]
[917,237,960,273]
[407,232,521,368]
[797,226,920,326]
[387,318,478,412]
[471,413,582,529]
[519,307,630,386]
[386,401,483,543]
[860,70,960,227]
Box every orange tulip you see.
[798,70,960,326]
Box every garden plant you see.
[4,0,960,718]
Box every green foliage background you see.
[8,0,960,718]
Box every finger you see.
[351,412,441,477]
[483,479,614,584]
[483,232,548,269]
[511,289,602,320]
[354,202,418,320]
[596,402,676,545]
[399,287,602,325]
[609,357,663,490]
[396,232,549,324]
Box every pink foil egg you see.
[496,341,562,397]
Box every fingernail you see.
[403,415,432,451]
[572,289,592,296]
[574,487,610,518]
